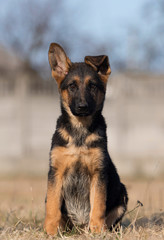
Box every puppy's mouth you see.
[76,112,90,117]
[73,110,91,117]
[70,107,92,117]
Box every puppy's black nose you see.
[78,103,88,111]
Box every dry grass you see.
[0,176,164,240]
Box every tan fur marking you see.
[51,146,77,177]
[105,206,125,228]
[85,133,101,145]
[58,128,72,143]
[51,146,103,176]
[85,147,103,175]
[84,75,92,85]
[73,75,80,83]
[98,66,111,76]
[99,75,109,85]
[89,174,106,233]
[44,176,63,235]
[61,89,70,104]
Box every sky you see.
[1,0,162,72]
[67,0,146,40]
[0,0,148,45]
[58,0,151,66]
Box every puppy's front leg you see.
[44,169,63,236]
[89,174,107,233]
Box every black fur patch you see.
[48,166,56,184]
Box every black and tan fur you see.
[44,43,128,235]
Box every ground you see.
[0,176,164,240]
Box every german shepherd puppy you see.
[44,43,128,235]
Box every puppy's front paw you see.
[89,218,107,233]
[44,218,59,236]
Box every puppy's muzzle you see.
[76,102,90,116]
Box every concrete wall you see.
[0,72,163,177]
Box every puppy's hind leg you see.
[106,183,128,230]
[106,205,126,230]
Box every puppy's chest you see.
[51,132,103,176]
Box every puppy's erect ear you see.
[48,43,72,86]
[85,55,111,84]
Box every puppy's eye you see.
[89,83,97,92]
[68,83,77,92]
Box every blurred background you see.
[0,0,163,178]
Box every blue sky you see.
[1,0,162,71]
[64,0,147,40]
[0,0,149,49]
[60,0,151,65]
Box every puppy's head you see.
[48,43,111,117]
